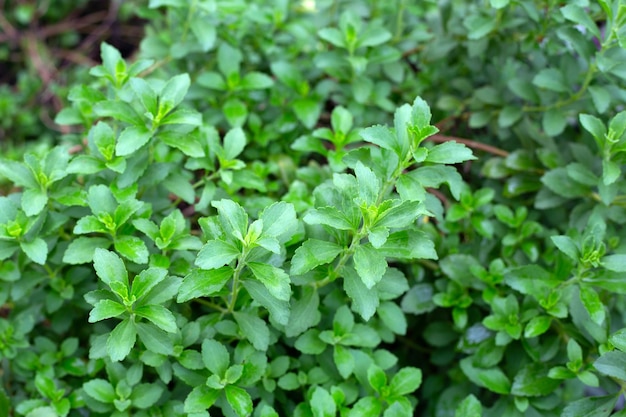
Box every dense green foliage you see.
[3,0,626,416]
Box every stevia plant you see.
[4,0,626,416]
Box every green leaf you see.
[20,238,48,265]
[579,285,605,325]
[224,385,253,417]
[293,97,322,129]
[533,68,569,93]
[579,114,607,143]
[595,351,626,381]
[116,125,153,156]
[460,358,511,394]
[455,394,482,417]
[354,245,388,289]
[130,383,164,409]
[177,267,233,302]
[304,207,356,230]
[286,287,320,337]
[291,239,343,275]
[213,199,248,240]
[136,322,174,356]
[196,240,240,270]
[190,15,216,51]
[233,311,270,351]
[243,280,290,326]
[589,86,611,113]
[0,160,38,189]
[343,267,379,320]
[602,159,620,185]
[524,315,552,338]
[247,262,291,301]
[159,73,190,115]
[511,363,561,396]
[348,396,382,417]
[542,109,567,136]
[498,106,523,128]
[114,235,149,264]
[22,188,48,216]
[107,318,137,361]
[130,267,168,301]
[241,72,274,90]
[184,385,220,413]
[561,4,600,38]
[551,235,579,261]
[93,248,128,287]
[463,14,496,40]
[378,301,407,335]
[130,78,158,116]
[159,108,202,127]
[83,379,116,403]
[561,395,617,417]
[89,299,126,322]
[602,254,626,272]
[426,141,476,164]
[375,200,426,228]
[63,237,111,264]
[295,329,326,354]
[202,339,229,375]
[361,125,401,155]
[334,345,354,378]
[310,386,336,417]
[388,366,422,396]
[223,99,248,127]
[318,27,346,48]
[355,161,380,205]
[135,304,177,333]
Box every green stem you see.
[194,298,228,313]
[393,0,406,42]
[227,247,249,313]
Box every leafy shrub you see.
[3,1,626,416]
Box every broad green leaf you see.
[135,304,177,333]
[159,108,202,127]
[202,339,229,375]
[388,366,422,396]
[360,125,399,154]
[377,301,407,335]
[595,351,626,381]
[318,27,346,48]
[131,267,168,301]
[93,249,128,291]
[89,299,126,322]
[114,235,149,264]
[22,188,47,217]
[375,200,426,228]
[304,207,356,230]
[63,237,111,264]
[217,43,242,77]
[310,386,336,417]
[524,316,552,338]
[561,4,601,38]
[542,109,567,136]
[20,238,48,265]
[498,106,523,128]
[358,26,392,48]
[579,114,607,144]
[130,383,164,409]
[561,395,617,417]
[511,363,561,396]
[463,14,496,39]
[107,318,137,361]
[224,385,253,417]
[136,322,174,356]
[196,240,240,270]
[83,379,116,403]
[0,160,38,189]
[293,97,322,129]
[426,141,476,164]
[241,72,274,90]
[348,396,382,417]
[291,239,343,275]
[551,235,579,261]
[116,125,153,156]
[190,15,216,51]
[295,329,326,354]
[87,184,117,216]
[159,73,190,115]
[243,280,290,326]
[213,199,248,240]
[455,394,482,417]
[130,78,157,116]
[177,267,233,302]
[247,262,291,301]
[184,385,220,413]
[460,358,511,394]
[259,201,298,243]
[355,161,380,205]
[223,98,248,127]
[580,285,606,325]
[286,287,320,337]
[533,68,569,93]
[334,345,354,378]
[233,311,270,351]
[343,267,379,320]
[354,245,388,288]
[589,86,611,113]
